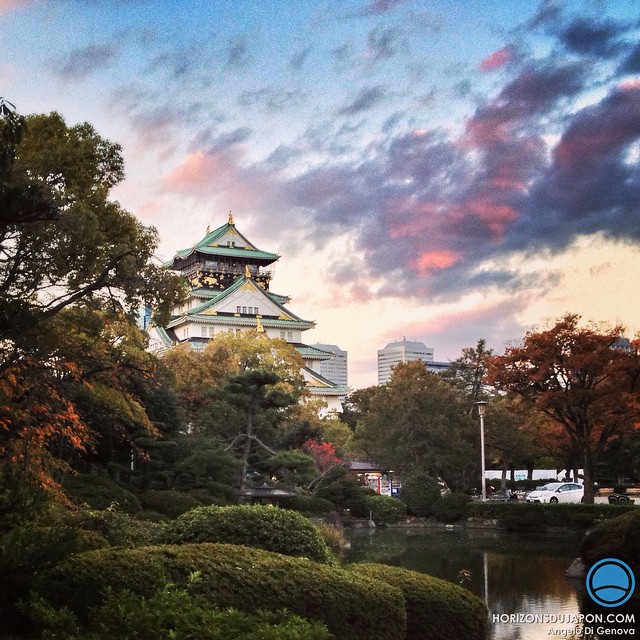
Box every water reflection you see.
[344,528,636,640]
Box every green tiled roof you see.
[173,221,278,261]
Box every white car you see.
[526,482,584,504]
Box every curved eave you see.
[166,314,315,331]
[306,385,348,396]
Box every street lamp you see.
[475,401,488,502]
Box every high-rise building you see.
[149,213,347,414]
[377,339,435,385]
[311,343,348,389]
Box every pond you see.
[345,527,638,640]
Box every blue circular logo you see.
[586,558,635,607]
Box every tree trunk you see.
[237,409,254,503]
[582,447,594,504]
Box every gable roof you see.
[170,220,279,264]
[166,274,314,330]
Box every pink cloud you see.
[414,249,461,274]
[467,196,519,239]
[480,46,516,72]
[0,0,31,13]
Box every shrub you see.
[28,584,332,640]
[163,505,333,563]
[432,493,471,523]
[62,474,141,513]
[37,543,407,640]
[350,562,487,640]
[0,525,106,630]
[66,508,165,547]
[280,494,336,514]
[365,494,407,524]
[314,522,349,556]
[138,490,203,518]
[580,510,640,577]
[399,472,442,517]
[316,477,372,515]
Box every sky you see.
[2,0,640,389]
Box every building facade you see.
[310,343,348,388]
[377,338,448,385]
[149,214,347,414]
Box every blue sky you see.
[2,0,640,388]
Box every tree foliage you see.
[354,361,477,492]
[488,314,640,503]
[0,104,184,493]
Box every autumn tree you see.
[354,360,478,492]
[0,105,184,491]
[488,314,640,503]
[162,332,307,497]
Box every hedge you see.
[469,501,637,531]
[37,543,408,640]
[138,490,203,519]
[29,587,332,640]
[163,505,333,563]
[349,562,488,640]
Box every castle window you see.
[201,326,207,337]
[236,306,241,313]
[280,331,285,339]
[242,306,247,314]
[287,331,293,341]
[208,327,215,337]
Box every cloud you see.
[557,17,622,58]
[365,26,400,61]
[359,0,407,16]
[479,46,517,72]
[54,40,122,80]
[225,36,251,69]
[159,10,640,309]
[338,85,387,115]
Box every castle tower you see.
[151,214,346,414]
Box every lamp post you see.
[475,401,488,502]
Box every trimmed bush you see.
[432,493,471,523]
[350,562,488,640]
[399,472,442,517]
[163,505,333,563]
[62,474,141,513]
[37,543,407,640]
[66,509,165,547]
[365,494,407,524]
[580,510,640,578]
[138,490,203,519]
[28,586,332,640]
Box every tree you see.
[0,105,185,491]
[487,314,640,503]
[221,368,297,497]
[442,338,493,407]
[355,361,478,492]
[162,331,305,439]
[0,110,184,370]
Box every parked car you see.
[525,482,584,504]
